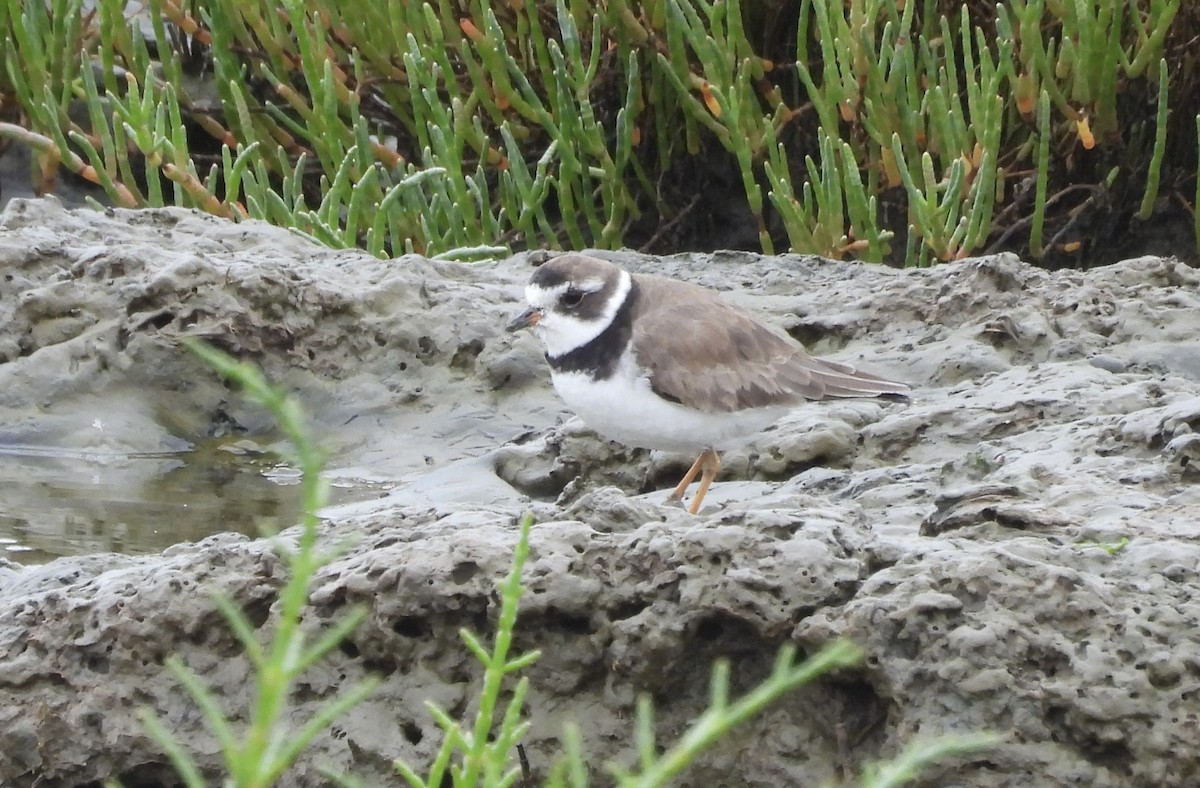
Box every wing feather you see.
[628,274,908,413]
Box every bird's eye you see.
[561,289,584,308]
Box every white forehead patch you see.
[525,281,566,310]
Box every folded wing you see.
[630,276,909,413]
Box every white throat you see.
[530,270,632,358]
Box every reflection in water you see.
[0,439,357,563]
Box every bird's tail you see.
[807,358,911,398]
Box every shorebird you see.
[507,254,909,513]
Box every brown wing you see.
[629,274,909,413]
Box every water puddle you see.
[0,438,368,563]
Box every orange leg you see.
[668,451,707,504]
[687,449,722,515]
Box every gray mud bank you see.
[2,198,1200,785]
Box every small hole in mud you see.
[696,617,726,641]
[340,640,360,658]
[451,339,484,369]
[611,599,649,621]
[114,762,183,786]
[363,657,399,677]
[84,655,110,674]
[451,561,480,584]
[242,598,272,629]
[393,616,431,638]
[399,362,408,371]
[548,609,592,635]
[402,720,424,745]
[146,310,174,330]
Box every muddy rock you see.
[2,198,1200,785]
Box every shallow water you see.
[0,439,363,563]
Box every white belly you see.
[550,355,789,452]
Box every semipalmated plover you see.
[506,253,909,513]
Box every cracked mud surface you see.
[2,199,1200,785]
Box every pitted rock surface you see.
[1,198,1200,785]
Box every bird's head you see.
[506,254,632,358]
